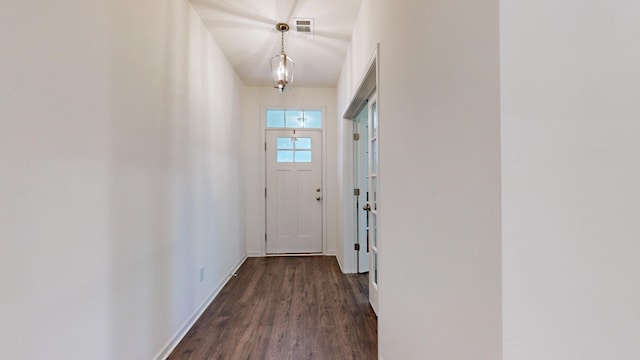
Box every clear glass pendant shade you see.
[270,54,295,93]
[270,23,294,94]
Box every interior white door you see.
[354,109,370,273]
[266,130,322,254]
[367,94,379,315]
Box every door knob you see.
[363,204,371,211]
[316,196,322,201]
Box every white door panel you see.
[354,111,370,273]
[266,130,322,254]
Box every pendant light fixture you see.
[270,23,295,94]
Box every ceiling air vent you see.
[293,18,314,39]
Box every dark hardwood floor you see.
[168,256,377,360]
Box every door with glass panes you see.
[354,107,370,273]
[265,109,323,254]
[367,94,379,314]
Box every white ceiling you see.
[190,0,363,88]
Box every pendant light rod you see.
[276,23,289,55]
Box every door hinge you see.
[354,188,360,196]
[354,243,360,251]
[265,233,267,243]
[265,142,267,151]
[265,187,267,197]
[353,133,360,141]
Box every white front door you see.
[266,130,322,254]
[367,94,379,314]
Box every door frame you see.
[260,106,328,256]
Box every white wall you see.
[501,1,640,359]
[338,0,502,358]
[242,87,338,256]
[0,1,245,359]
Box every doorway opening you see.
[342,45,379,314]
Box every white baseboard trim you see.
[154,255,247,360]
[265,253,322,257]
[335,252,346,273]
[248,251,336,258]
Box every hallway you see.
[168,257,377,359]
[4,0,640,358]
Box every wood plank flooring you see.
[168,256,377,360]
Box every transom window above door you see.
[266,109,322,129]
